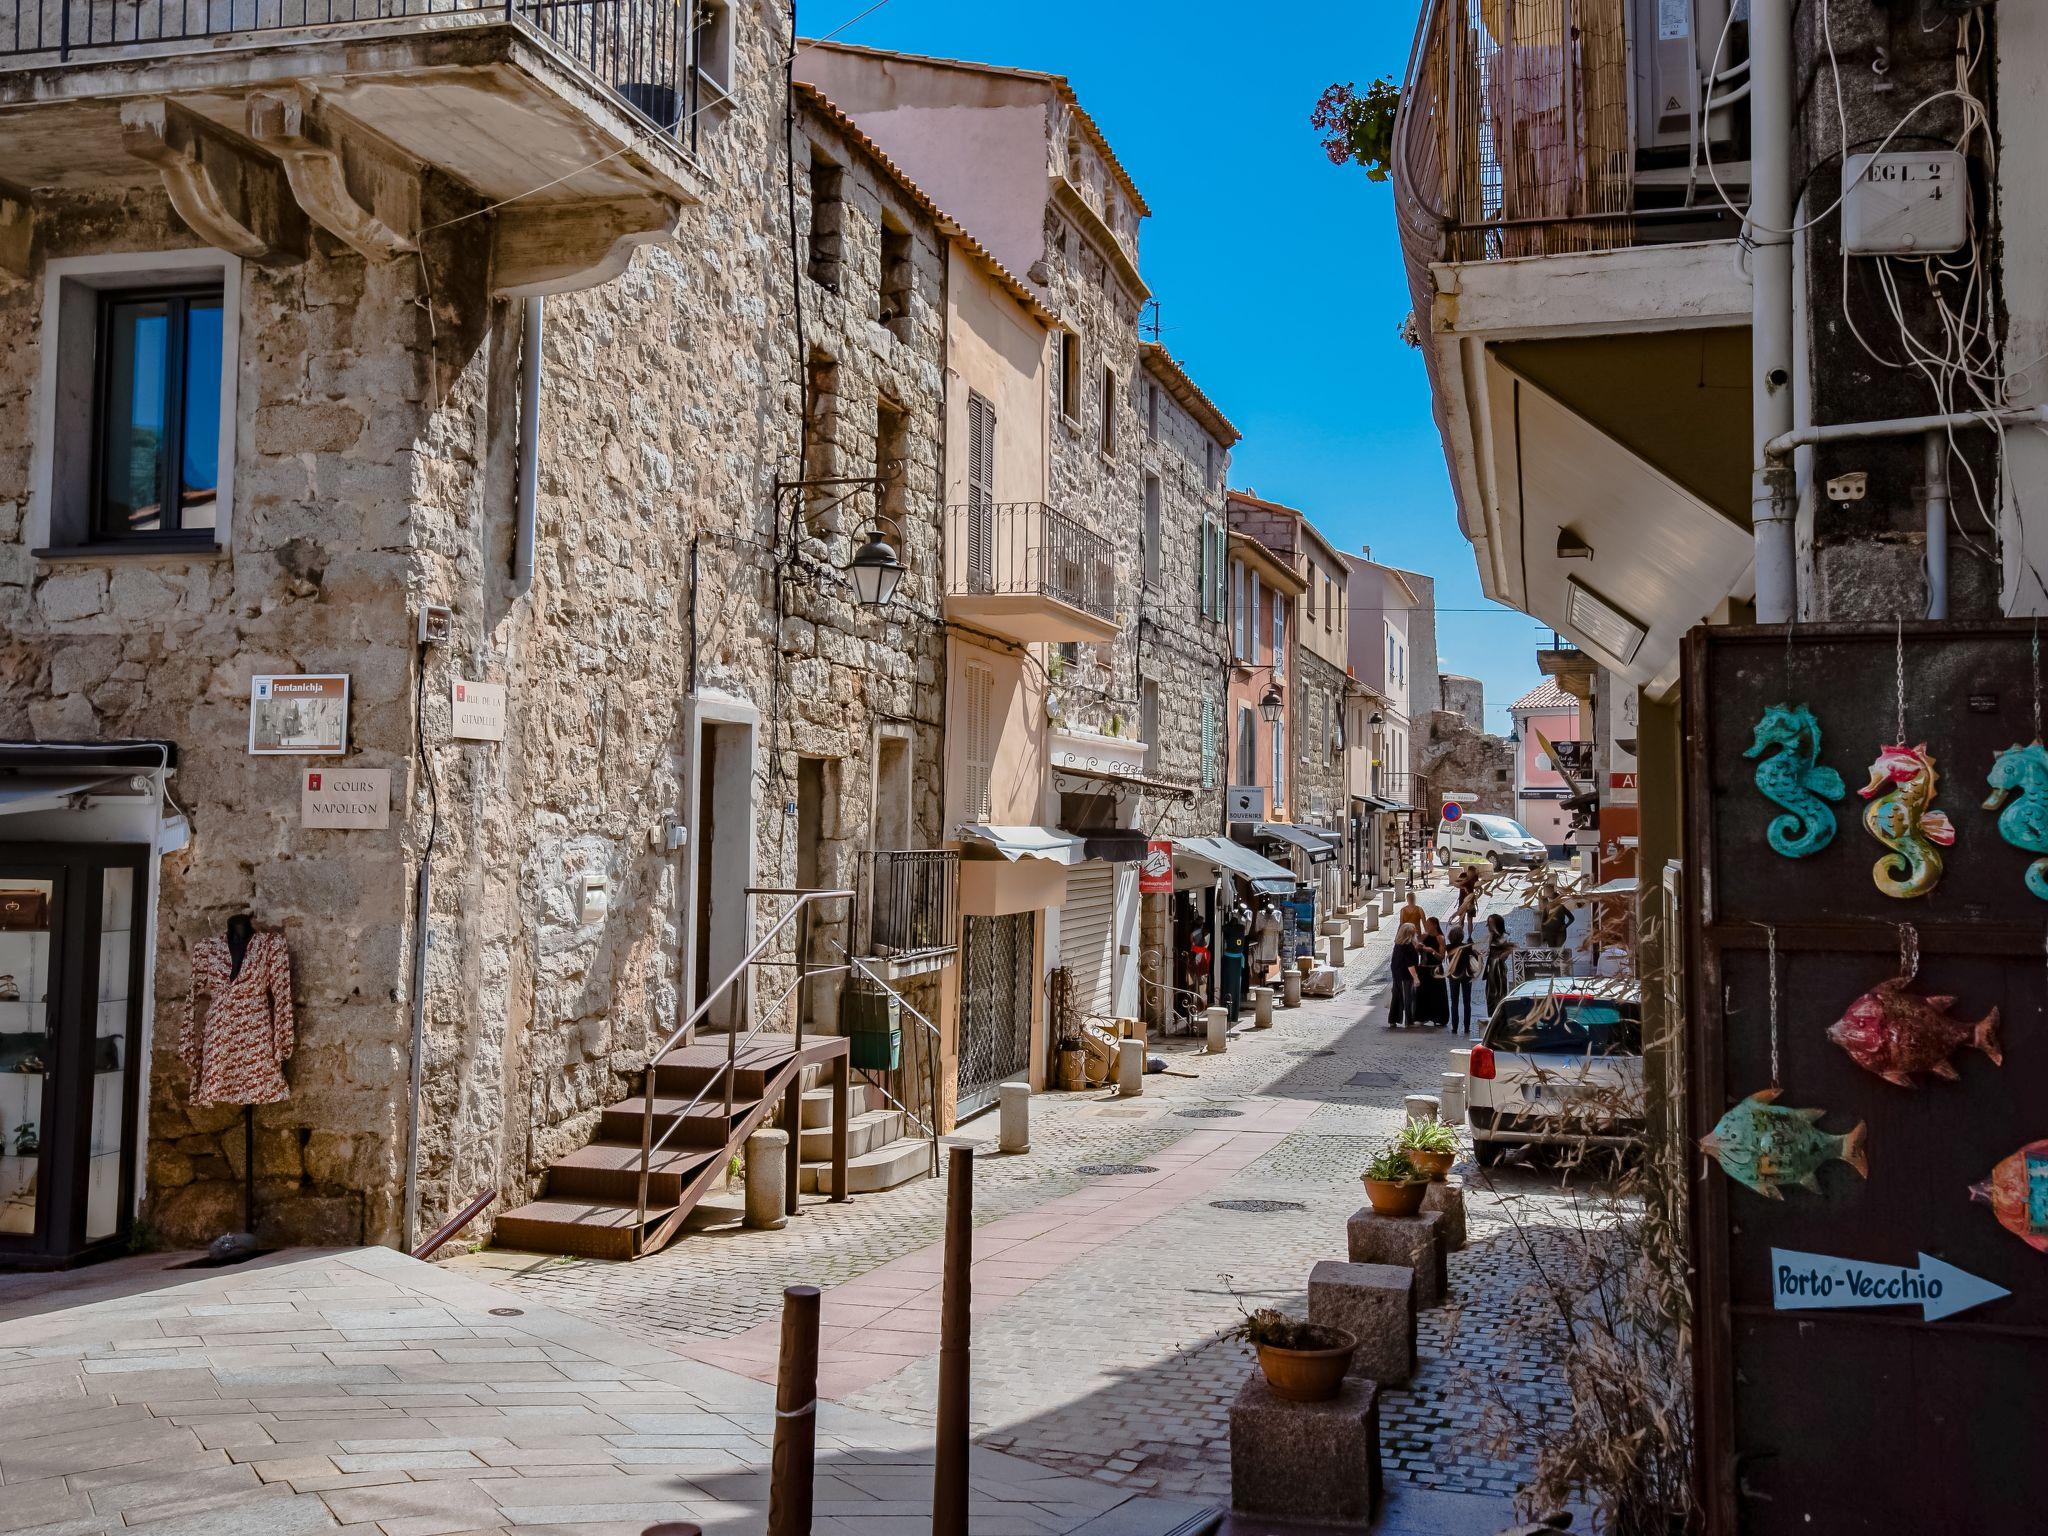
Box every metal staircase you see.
[494,888,939,1261]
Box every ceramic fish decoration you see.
[1985,741,2048,901]
[1971,1140,2048,1253]
[1826,975,2001,1087]
[1746,703,1846,858]
[1860,742,1954,898]
[1700,1089,1868,1200]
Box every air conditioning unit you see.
[1630,0,1743,157]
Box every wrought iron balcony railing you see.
[866,849,958,960]
[946,500,1116,624]
[1,0,700,148]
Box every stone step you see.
[800,1136,934,1195]
[799,1106,904,1163]
[798,1082,879,1129]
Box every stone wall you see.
[1440,673,1484,732]
[1418,711,1515,822]
[1291,649,1349,830]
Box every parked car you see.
[1435,812,1549,870]
[1466,977,1643,1165]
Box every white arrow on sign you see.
[1771,1247,2010,1323]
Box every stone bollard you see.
[1363,905,1380,934]
[1327,933,1346,968]
[1422,1177,1469,1251]
[1348,915,1365,948]
[1282,969,1302,1008]
[1439,1071,1466,1124]
[998,1081,1031,1153]
[1252,986,1275,1029]
[1118,1038,1144,1097]
[1206,1006,1229,1054]
[1231,1374,1382,1528]
[744,1129,788,1230]
[1403,1093,1440,1124]
[1347,1207,1449,1307]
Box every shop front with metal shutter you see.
[1058,862,1116,1020]
[958,912,1032,1117]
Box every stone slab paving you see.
[0,1244,1217,1535]
[460,876,1605,1519]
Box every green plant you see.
[1363,1146,1421,1183]
[1047,649,1067,682]
[1107,714,1124,737]
[1398,1119,1458,1155]
[1311,78,1402,181]
[1221,1275,1346,1351]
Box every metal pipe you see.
[410,1186,497,1261]
[1749,0,1798,623]
[513,296,543,591]
[1924,430,1950,622]
[933,1143,974,1536]
[1766,405,2048,459]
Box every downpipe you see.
[1749,0,1798,624]
[513,296,543,592]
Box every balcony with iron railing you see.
[861,848,958,979]
[0,0,701,291]
[945,500,1120,646]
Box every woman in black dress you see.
[1388,923,1420,1028]
[1483,912,1515,1015]
[1445,923,1481,1034]
[1415,916,1451,1027]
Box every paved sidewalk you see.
[0,1244,1215,1535]
[458,876,1599,1523]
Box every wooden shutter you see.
[1199,517,1213,619]
[1201,699,1218,789]
[964,661,995,820]
[967,394,995,590]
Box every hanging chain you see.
[1895,619,1907,744]
[1751,921,1781,1089]
[1900,921,1920,983]
[2033,621,2042,743]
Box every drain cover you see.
[1314,1049,1338,1057]
[1209,1199,1308,1214]
[1077,1163,1158,1177]
[489,1307,525,1317]
[1175,1107,1244,1119]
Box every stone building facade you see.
[0,2,952,1260]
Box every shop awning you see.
[1248,822,1338,863]
[959,825,1087,865]
[0,776,136,816]
[1172,835,1296,895]
[1297,824,1344,849]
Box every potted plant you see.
[1361,1146,1428,1217]
[1227,1296,1356,1403]
[1398,1119,1458,1180]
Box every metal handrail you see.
[843,948,946,1178]
[633,887,854,1229]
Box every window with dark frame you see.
[878,219,913,336]
[92,284,224,542]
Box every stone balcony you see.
[0,0,705,294]
[944,499,1119,646]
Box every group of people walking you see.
[1386,877,1518,1034]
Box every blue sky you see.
[822,0,1548,731]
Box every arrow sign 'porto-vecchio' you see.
[1771,1247,2010,1322]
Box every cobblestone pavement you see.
[458,875,1611,1510]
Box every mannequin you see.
[184,913,295,1246]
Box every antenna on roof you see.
[1141,299,1162,343]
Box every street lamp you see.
[1259,684,1283,726]
[1368,710,1384,726]
[849,529,906,607]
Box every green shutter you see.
[1201,699,1218,789]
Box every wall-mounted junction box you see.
[1843,151,1969,256]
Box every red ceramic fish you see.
[1970,1139,2048,1254]
[1826,975,2001,1088]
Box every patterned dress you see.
[182,932,295,1105]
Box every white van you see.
[1435,811,1549,870]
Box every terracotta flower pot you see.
[1255,1333,1357,1403]
[1362,1175,1428,1217]
[1406,1147,1456,1181]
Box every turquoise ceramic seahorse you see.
[1985,741,2048,901]
[1744,703,1845,858]
[1860,743,1954,899]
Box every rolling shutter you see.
[1059,864,1116,1019]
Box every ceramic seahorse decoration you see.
[1985,742,2048,901]
[1744,703,1845,858]
[1859,742,1954,899]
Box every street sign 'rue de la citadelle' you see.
[1771,1247,2010,1323]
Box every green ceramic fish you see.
[1700,1088,1869,1200]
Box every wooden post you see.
[932,1143,973,1536]
[783,1072,802,1217]
[766,1285,820,1536]
[829,1050,850,1202]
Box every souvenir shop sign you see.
[301,768,391,830]
[1771,1246,2008,1323]
[451,679,508,742]
[250,674,349,755]
[1139,840,1173,894]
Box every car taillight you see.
[1469,1045,1495,1080]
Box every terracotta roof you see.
[1226,529,1309,595]
[1139,342,1240,447]
[793,80,1055,327]
[1510,678,1576,713]
[797,40,1152,217]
